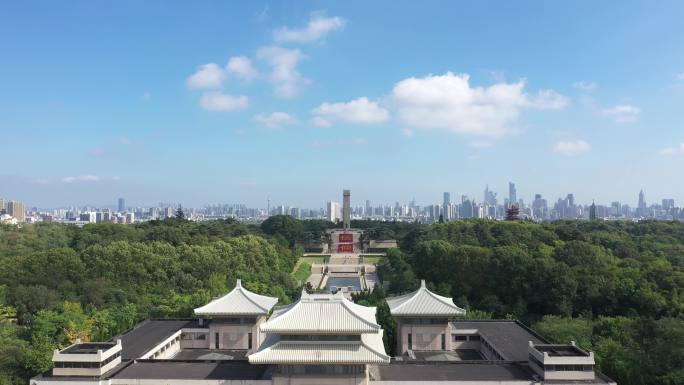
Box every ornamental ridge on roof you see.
[386,279,466,317]
[194,279,279,316]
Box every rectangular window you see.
[215,332,219,349]
[441,333,446,350]
[408,333,412,349]
[248,332,253,349]
[453,335,468,341]
[469,335,480,341]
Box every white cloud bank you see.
[257,46,309,98]
[601,104,640,123]
[553,140,591,156]
[61,175,100,183]
[200,92,249,111]
[253,112,297,128]
[311,97,389,126]
[659,143,684,156]
[390,72,568,138]
[187,63,226,89]
[274,12,346,43]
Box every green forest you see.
[1,217,683,385]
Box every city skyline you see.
[2,184,678,212]
[2,2,684,207]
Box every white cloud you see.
[111,176,121,181]
[401,128,414,137]
[337,137,368,145]
[61,175,100,183]
[572,81,597,92]
[200,92,249,111]
[659,143,684,156]
[257,46,309,98]
[601,104,640,123]
[677,72,684,81]
[390,72,568,138]
[312,97,389,125]
[527,89,569,109]
[187,63,226,89]
[226,56,259,81]
[253,112,297,128]
[274,12,346,43]
[553,140,591,156]
[310,116,332,128]
[469,140,494,148]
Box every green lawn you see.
[292,261,312,284]
[299,256,327,264]
[291,256,327,284]
[360,256,386,265]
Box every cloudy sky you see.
[1,1,684,208]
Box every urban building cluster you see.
[4,184,683,226]
[32,279,615,385]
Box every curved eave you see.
[248,342,390,364]
[194,311,268,316]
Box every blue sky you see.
[1,1,684,209]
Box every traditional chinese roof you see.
[260,291,380,334]
[386,280,466,317]
[194,279,278,316]
[248,331,390,364]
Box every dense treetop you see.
[0,218,682,385]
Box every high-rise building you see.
[342,190,351,229]
[589,201,597,220]
[326,201,340,223]
[532,194,547,220]
[638,189,647,217]
[442,192,451,220]
[508,182,517,207]
[0,198,5,214]
[118,198,126,213]
[6,200,25,223]
[365,200,372,217]
[484,185,497,206]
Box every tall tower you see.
[508,182,517,207]
[118,198,126,213]
[442,192,451,220]
[342,189,351,229]
[638,189,647,217]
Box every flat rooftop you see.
[452,320,547,361]
[61,342,116,354]
[112,361,272,380]
[372,362,533,382]
[535,344,589,357]
[116,319,198,360]
[172,349,248,361]
[411,350,483,361]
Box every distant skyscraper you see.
[118,198,126,213]
[0,198,5,214]
[443,192,451,220]
[6,200,25,223]
[589,201,597,220]
[342,190,351,229]
[484,185,497,206]
[365,200,371,217]
[508,182,517,207]
[327,201,340,223]
[638,190,647,217]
